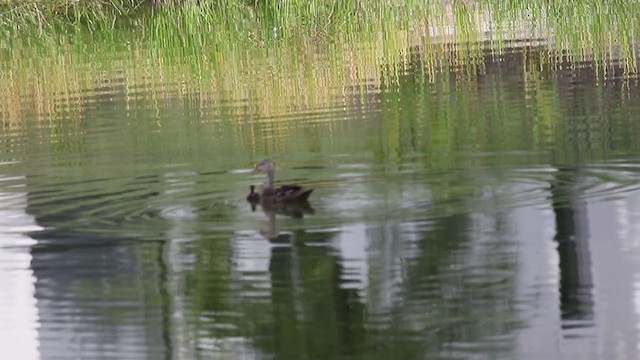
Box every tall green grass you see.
[2,0,639,66]
[0,0,429,40]
[0,0,144,35]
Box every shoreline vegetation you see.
[1,0,639,125]
[0,0,428,37]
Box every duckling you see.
[246,185,260,203]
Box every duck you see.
[250,159,313,203]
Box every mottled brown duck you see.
[251,160,313,203]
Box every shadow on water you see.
[549,168,594,335]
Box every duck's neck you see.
[263,169,275,189]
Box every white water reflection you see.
[589,196,640,359]
[513,205,560,358]
[0,186,42,360]
[332,223,369,296]
[512,178,640,358]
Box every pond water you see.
[3,24,640,360]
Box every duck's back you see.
[263,185,313,202]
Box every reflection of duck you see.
[251,197,315,238]
[262,200,315,219]
[251,159,313,203]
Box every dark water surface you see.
[3,41,640,359]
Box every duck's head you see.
[252,159,275,174]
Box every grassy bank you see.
[0,0,140,34]
[3,1,639,60]
[2,0,638,56]
[0,0,428,39]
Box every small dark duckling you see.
[252,160,313,203]
[246,185,260,203]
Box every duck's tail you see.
[298,188,313,201]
